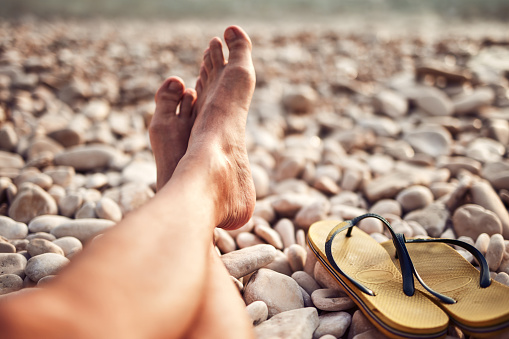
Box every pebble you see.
[291,271,321,295]
[403,126,452,157]
[271,194,311,217]
[264,250,293,276]
[471,180,509,238]
[453,87,494,115]
[54,144,121,171]
[75,201,97,219]
[236,232,265,248]
[0,240,16,253]
[404,202,450,237]
[0,253,27,277]
[313,311,352,339]
[287,244,307,272]
[295,200,331,230]
[43,166,75,187]
[8,182,58,223]
[486,234,505,271]
[221,244,276,279]
[311,288,356,311]
[28,215,71,233]
[251,164,270,199]
[373,89,408,118]
[452,204,502,239]
[37,275,56,286]
[25,252,70,282]
[58,192,83,218]
[358,218,383,234]
[0,151,24,169]
[348,310,378,338]
[254,308,319,339]
[0,216,28,239]
[274,218,296,249]
[246,300,268,325]
[396,185,434,212]
[0,274,24,295]
[412,86,453,116]
[314,262,343,291]
[26,232,56,241]
[475,233,490,255]
[244,268,304,317]
[214,228,236,254]
[494,272,509,286]
[50,218,116,243]
[254,223,284,250]
[95,197,122,222]
[369,199,402,217]
[52,236,83,258]
[27,238,64,257]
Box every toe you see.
[199,65,208,84]
[154,77,185,114]
[203,48,213,72]
[180,88,197,117]
[195,77,203,96]
[209,37,225,68]
[224,26,253,67]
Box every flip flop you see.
[308,213,449,339]
[381,237,509,338]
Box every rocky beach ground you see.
[0,17,508,338]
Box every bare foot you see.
[169,25,256,231]
[150,76,197,190]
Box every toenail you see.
[225,27,237,40]
[168,81,182,90]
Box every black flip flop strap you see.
[325,213,416,297]
[406,237,491,288]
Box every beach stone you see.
[486,234,505,271]
[27,238,64,257]
[369,199,402,217]
[54,144,121,171]
[287,244,307,272]
[304,246,318,278]
[121,160,157,186]
[475,233,490,255]
[9,240,28,252]
[254,223,284,250]
[58,192,83,218]
[26,136,64,160]
[82,99,110,121]
[264,250,293,276]
[95,197,122,222]
[404,126,452,157]
[0,216,28,239]
[37,275,56,286]
[274,218,296,249]
[453,87,494,115]
[363,169,431,202]
[214,228,236,254]
[466,138,505,163]
[14,168,53,190]
[244,268,304,317]
[253,199,276,223]
[25,253,70,282]
[358,218,383,234]
[246,300,268,326]
[300,286,313,307]
[8,183,58,223]
[117,182,155,214]
[28,215,71,233]
[292,271,321,295]
[373,89,408,118]
[47,127,84,147]
[314,262,342,291]
[282,86,318,113]
[487,119,509,145]
[314,312,352,339]
[50,218,116,243]
[0,239,16,253]
[26,232,56,241]
[75,201,97,219]
[313,175,340,195]
[52,236,82,258]
[482,162,509,191]
[404,202,450,237]
[494,272,509,286]
[412,86,453,116]
[311,288,355,312]
[0,274,23,295]
[471,180,509,238]
[348,310,378,339]
[271,194,311,218]
[237,232,265,248]
[452,204,502,239]
[396,185,434,212]
[295,200,331,230]
[0,124,18,151]
[438,156,481,177]
[0,253,27,277]
[0,151,24,169]
[254,308,319,339]
[296,230,306,248]
[221,244,276,279]
[43,166,75,187]
[251,164,270,199]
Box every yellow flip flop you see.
[308,214,449,339]
[382,237,509,338]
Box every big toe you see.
[155,76,185,115]
[224,26,253,67]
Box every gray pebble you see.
[221,244,276,279]
[313,311,352,339]
[27,238,64,257]
[0,216,28,239]
[246,300,268,325]
[0,253,27,277]
[254,307,319,339]
[311,288,356,311]
[25,253,70,282]
[0,274,23,295]
[486,234,505,271]
[50,218,115,243]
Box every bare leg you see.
[0,26,256,339]
[150,26,256,339]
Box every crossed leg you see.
[150,26,257,339]
[0,25,256,339]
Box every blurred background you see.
[1,0,508,21]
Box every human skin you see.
[0,25,256,339]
